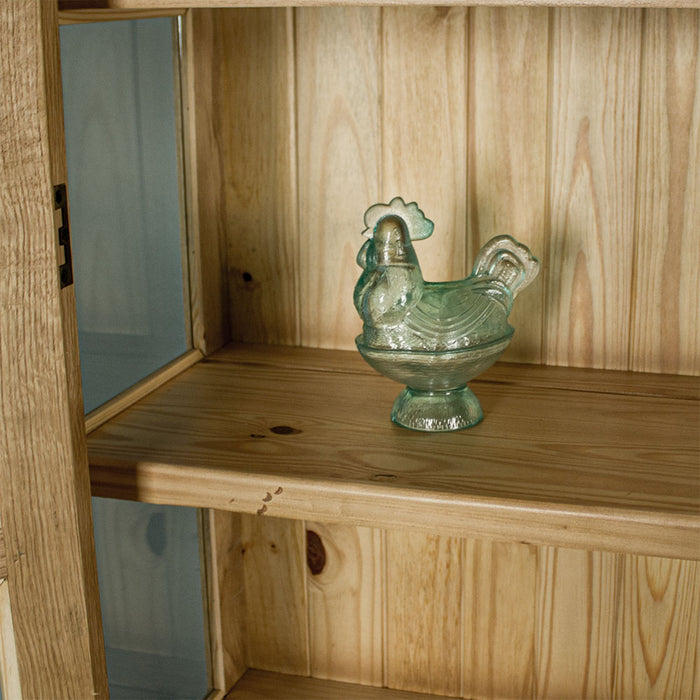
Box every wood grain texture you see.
[613,556,700,698]
[190,7,697,374]
[204,510,247,694]
[381,6,468,284]
[226,669,451,700]
[85,349,202,433]
[0,579,21,699]
[192,8,299,346]
[87,344,700,559]
[385,531,462,696]
[0,529,6,581]
[186,8,232,352]
[545,8,642,370]
[467,7,549,364]
[296,7,380,350]
[630,9,700,375]
[462,539,538,699]
[57,1,700,10]
[535,547,621,698]
[0,1,107,696]
[241,515,309,675]
[181,8,209,354]
[208,342,699,399]
[306,523,383,685]
[59,9,184,23]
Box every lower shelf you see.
[226,670,449,699]
[87,343,699,559]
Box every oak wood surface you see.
[0,1,107,695]
[385,532,463,696]
[296,7,381,350]
[467,7,549,364]
[186,8,232,352]
[534,547,621,698]
[228,528,699,698]
[240,515,309,675]
[462,539,538,699]
[0,529,6,581]
[306,522,383,685]
[613,555,700,697]
[0,580,21,699]
[59,8,184,23]
[87,344,699,559]
[85,349,202,433]
[382,7,468,285]
[204,510,247,693]
[545,8,642,370]
[198,6,700,374]
[192,8,299,347]
[225,669,451,699]
[630,10,700,374]
[206,342,700,399]
[59,1,700,9]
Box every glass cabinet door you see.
[60,18,208,699]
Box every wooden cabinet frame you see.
[1,1,698,698]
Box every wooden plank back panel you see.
[614,556,700,697]
[382,7,468,284]
[296,8,381,350]
[385,531,463,697]
[545,8,642,370]
[467,7,549,364]
[199,6,699,374]
[630,10,700,375]
[241,515,309,675]
[191,8,299,347]
[205,510,247,693]
[306,522,383,686]
[462,539,538,700]
[534,548,622,698]
[233,527,698,698]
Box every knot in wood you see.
[306,529,326,576]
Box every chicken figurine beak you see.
[354,197,540,432]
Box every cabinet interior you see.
[22,4,700,700]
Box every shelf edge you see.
[90,460,700,560]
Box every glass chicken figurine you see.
[354,197,540,432]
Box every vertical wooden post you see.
[0,1,108,696]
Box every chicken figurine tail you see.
[354,197,540,432]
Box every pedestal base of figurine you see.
[391,386,483,432]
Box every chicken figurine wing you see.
[354,197,540,432]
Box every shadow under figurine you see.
[354,197,540,432]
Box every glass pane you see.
[60,19,208,700]
[60,18,188,414]
[92,499,208,699]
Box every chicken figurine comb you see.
[354,197,540,432]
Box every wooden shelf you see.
[87,343,700,559]
[225,670,453,699]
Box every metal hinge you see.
[54,183,73,288]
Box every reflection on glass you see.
[60,19,208,700]
[92,499,208,699]
[60,18,187,414]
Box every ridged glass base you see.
[391,386,483,432]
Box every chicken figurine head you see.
[354,197,540,432]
